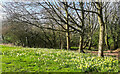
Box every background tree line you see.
[2,1,120,57]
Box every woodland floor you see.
[1,44,119,72]
[86,49,120,59]
[1,43,120,58]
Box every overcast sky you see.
[0,1,6,21]
[0,4,2,20]
[0,3,2,40]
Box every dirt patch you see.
[0,43,14,46]
[86,49,120,58]
[112,48,120,52]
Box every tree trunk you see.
[105,35,110,49]
[52,25,56,48]
[78,2,85,53]
[79,35,85,53]
[61,40,63,50]
[104,5,110,50]
[98,24,104,57]
[65,2,70,50]
[66,26,70,50]
[96,2,104,57]
[88,36,92,50]
[105,24,110,49]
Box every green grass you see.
[0,45,119,72]
[70,46,97,51]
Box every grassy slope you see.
[0,45,119,72]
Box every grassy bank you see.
[0,45,118,72]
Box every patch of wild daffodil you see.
[1,45,118,72]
